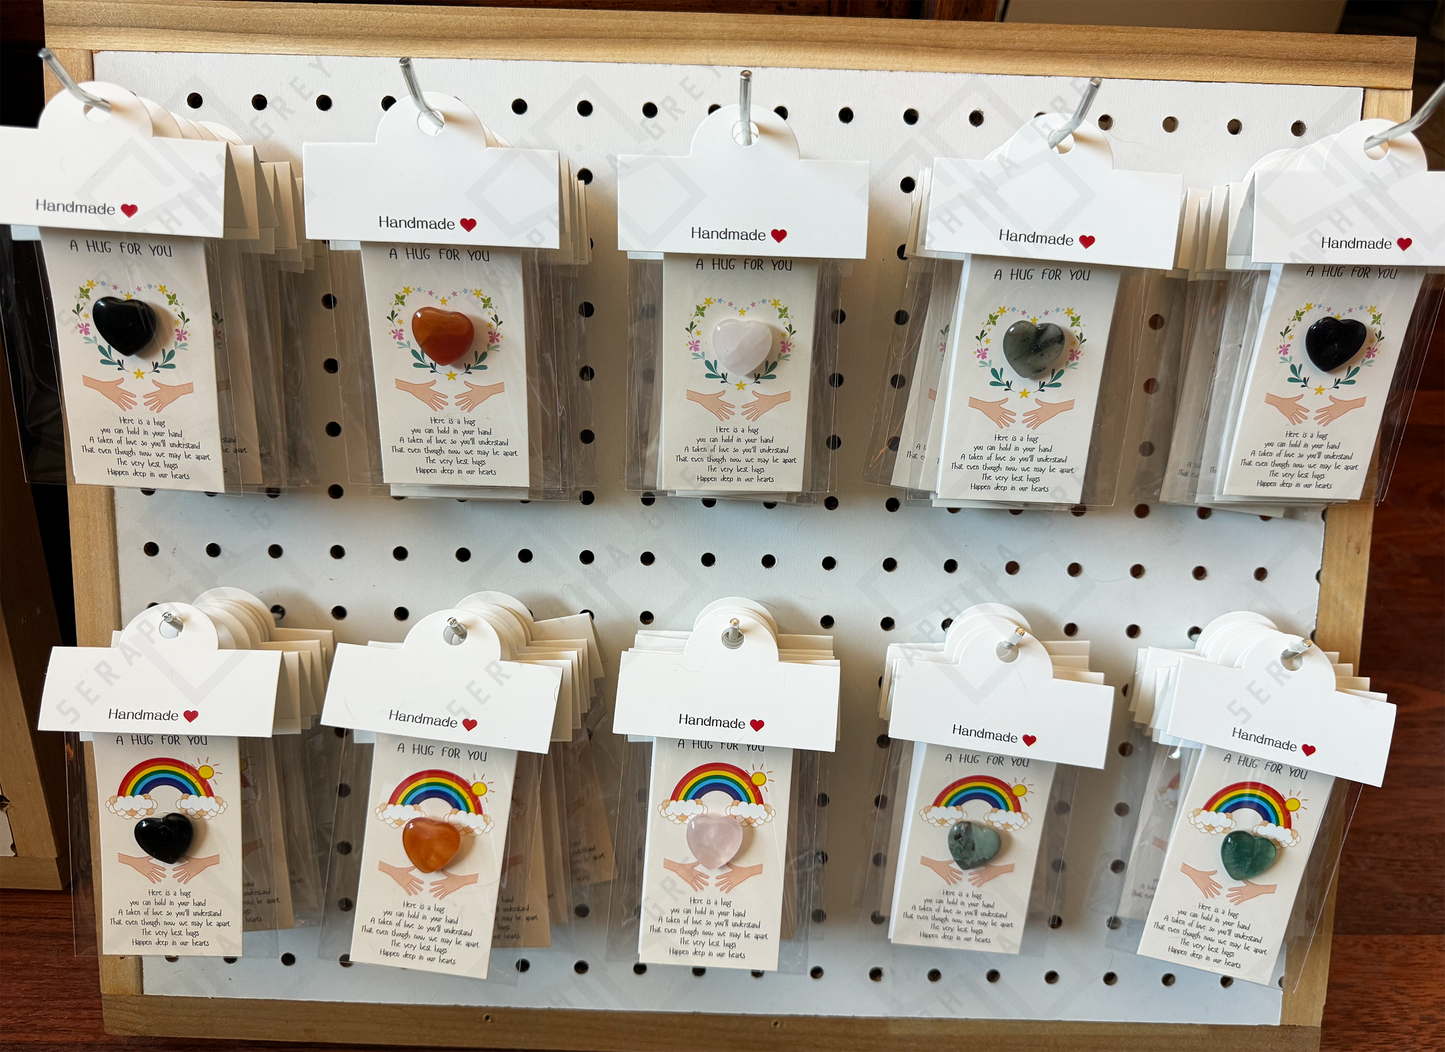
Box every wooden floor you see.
[3,318,1442,1052]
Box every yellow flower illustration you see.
[1030,316,1038,325]
[402,286,414,295]
[737,308,747,315]
[446,370,458,380]
[703,298,715,306]
[439,297,448,305]
[1314,385,1325,395]
[157,285,169,295]
[472,289,484,298]
[735,380,748,390]
[1018,389,1031,399]
[770,298,781,308]
[85,279,97,289]
[1305,302,1314,310]
[133,369,146,379]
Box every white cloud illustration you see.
[727,801,775,827]
[1253,821,1301,849]
[446,811,493,837]
[1187,808,1235,836]
[658,799,707,824]
[106,794,156,820]
[177,794,227,819]
[375,802,423,828]
[920,805,964,827]
[983,809,1031,831]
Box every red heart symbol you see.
[1022,734,1037,746]
[1078,235,1095,248]
[770,229,787,243]
[1301,744,1316,757]
[463,718,478,732]
[183,710,199,723]
[121,204,138,218]
[749,719,765,732]
[1398,238,1412,250]
[459,218,477,233]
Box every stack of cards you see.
[613,599,840,971]
[617,93,868,501]
[869,110,1180,510]
[1120,612,1394,984]
[321,594,610,978]
[1160,119,1443,508]
[39,597,334,956]
[875,605,1114,954]
[304,89,593,500]
[0,77,325,493]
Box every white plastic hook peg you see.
[739,70,753,146]
[996,626,1026,663]
[721,618,744,649]
[1280,637,1312,672]
[399,56,444,132]
[443,617,468,646]
[38,48,111,114]
[159,611,184,638]
[1047,77,1102,150]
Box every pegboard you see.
[91,48,1363,1030]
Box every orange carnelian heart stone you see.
[401,816,462,873]
[411,307,475,366]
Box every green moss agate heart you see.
[948,820,1002,870]
[1220,829,1278,880]
[1002,319,1067,378]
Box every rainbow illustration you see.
[387,770,485,814]
[671,762,765,804]
[932,774,1022,813]
[117,758,214,800]
[1201,781,1293,828]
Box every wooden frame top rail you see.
[47,1,1415,87]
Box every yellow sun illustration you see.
[1013,784,1028,798]
[197,764,215,780]
[472,781,489,797]
[751,771,768,787]
[1285,797,1301,812]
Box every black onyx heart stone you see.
[93,296,158,356]
[1002,320,1067,378]
[1220,829,1277,881]
[1304,315,1367,373]
[134,811,194,864]
[947,820,1002,870]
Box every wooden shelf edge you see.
[45,1,1415,87]
[100,994,1324,1051]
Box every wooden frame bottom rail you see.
[100,995,1323,1052]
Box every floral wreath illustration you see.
[1266,302,1381,427]
[683,296,797,424]
[657,762,774,893]
[916,774,1032,889]
[373,770,494,901]
[967,304,1085,430]
[387,285,509,413]
[73,281,196,415]
[107,757,226,886]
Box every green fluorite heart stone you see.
[1002,320,1067,378]
[1220,830,1278,880]
[948,820,1002,871]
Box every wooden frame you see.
[42,3,1411,1048]
[0,340,69,890]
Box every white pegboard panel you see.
[94,51,1358,1027]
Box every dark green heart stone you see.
[1220,829,1277,881]
[947,820,1002,870]
[1002,320,1067,378]
[134,811,193,864]
[93,296,158,356]
[1304,315,1366,373]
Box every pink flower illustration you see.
[487,329,501,345]
[975,348,989,359]
[1364,347,1378,359]
[687,339,700,352]
[78,322,91,335]
[390,328,405,341]
[174,329,189,341]
[1277,343,1290,355]
[780,339,793,354]
[1068,348,1081,362]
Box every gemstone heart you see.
[770,228,787,243]
[135,812,194,864]
[1002,319,1067,378]
[686,814,744,870]
[712,317,773,377]
[1220,829,1278,880]
[93,296,158,356]
[411,307,475,366]
[749,719,765,731]
[947,820,1002,871]
[1304,315,1367,372]
[121,203,138,218]
[402,816,462,873]
[1079,234,1095,248]
[1398,237,1412,250]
